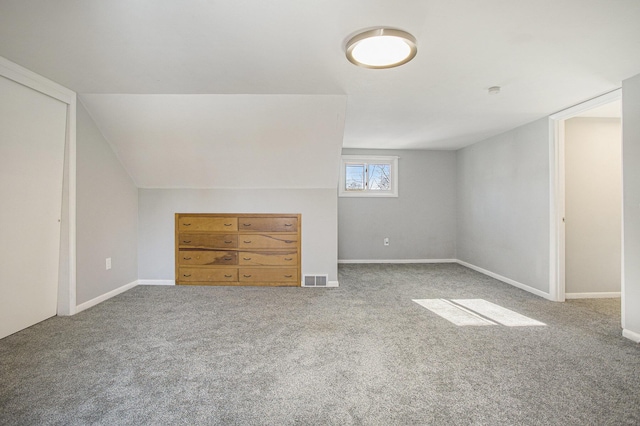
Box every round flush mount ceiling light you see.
[346,28,417,69]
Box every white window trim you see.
[339,155,398,197]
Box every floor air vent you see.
[303,274,328,287]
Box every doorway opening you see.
[549,90,623,321]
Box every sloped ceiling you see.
[80,94,347,188]
[1,0,640,187]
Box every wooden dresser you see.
[175,213,301,286]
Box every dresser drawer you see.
[178,251,237,265]
[178,233,237,249]
[178,216,238,232]
[178,268,237,282]
[238,251,297,266]
[238,268,298,283]
[238,217,298,232]
[238,234,297,249]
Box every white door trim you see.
[548,89,622,303]
[0,56,77,316]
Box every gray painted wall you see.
[622,73,640,336]
[138,188,338,282]
[338,149,457,261]
[456,118,550,292]
[565,117,621,294]
[76,102,138,305]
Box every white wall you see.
[622,73,640,340]
[565,117,621,295]
[338,149,457,261]
[138,188,338,283]
[456,118,550,293]
[76,102,138,305]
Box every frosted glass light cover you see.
[351,36,412,67]
[346,28,417,69]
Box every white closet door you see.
[0,75,67,339]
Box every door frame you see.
[0,56,77,315]
[548,89,622,304]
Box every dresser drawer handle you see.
[223,257,232,261]
[243,240,252,243]
[183,257,192,260]
[182,240,192,244]
[183,274,191,277]
[224,223,232,226]
[284,258,293,261]
[243,257,252,260]
[243,274,252,278]
[183,223,191,226]
[285,223,292,227]
[242,223,251,227]
[224,240,233,244]
[284,275,293,278]
[224,274,232,278]
[284,240,293,244]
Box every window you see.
[339,155,398,197]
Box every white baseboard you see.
[338,258,555,301]
[137,279,175,286]
[455,260,555,301]
[622,328,640,343]
[338,259,457,264]
[75,280,138,314]
[139,279,337,287]
[566,292,621,299]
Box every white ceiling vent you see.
[303,274,329,287]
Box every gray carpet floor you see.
[1,263,639,425]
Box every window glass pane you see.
[345,164,365,190]
[339,156,398,197]
[367,163,391,190]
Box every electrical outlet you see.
[384,237,389,246]
[106,258,111,270]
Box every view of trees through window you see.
[345,163,391,191]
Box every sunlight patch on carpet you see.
[412,299,496,326]
[413,299,546,327]
[452,299,546,327]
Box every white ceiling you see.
[1,0,640,185]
